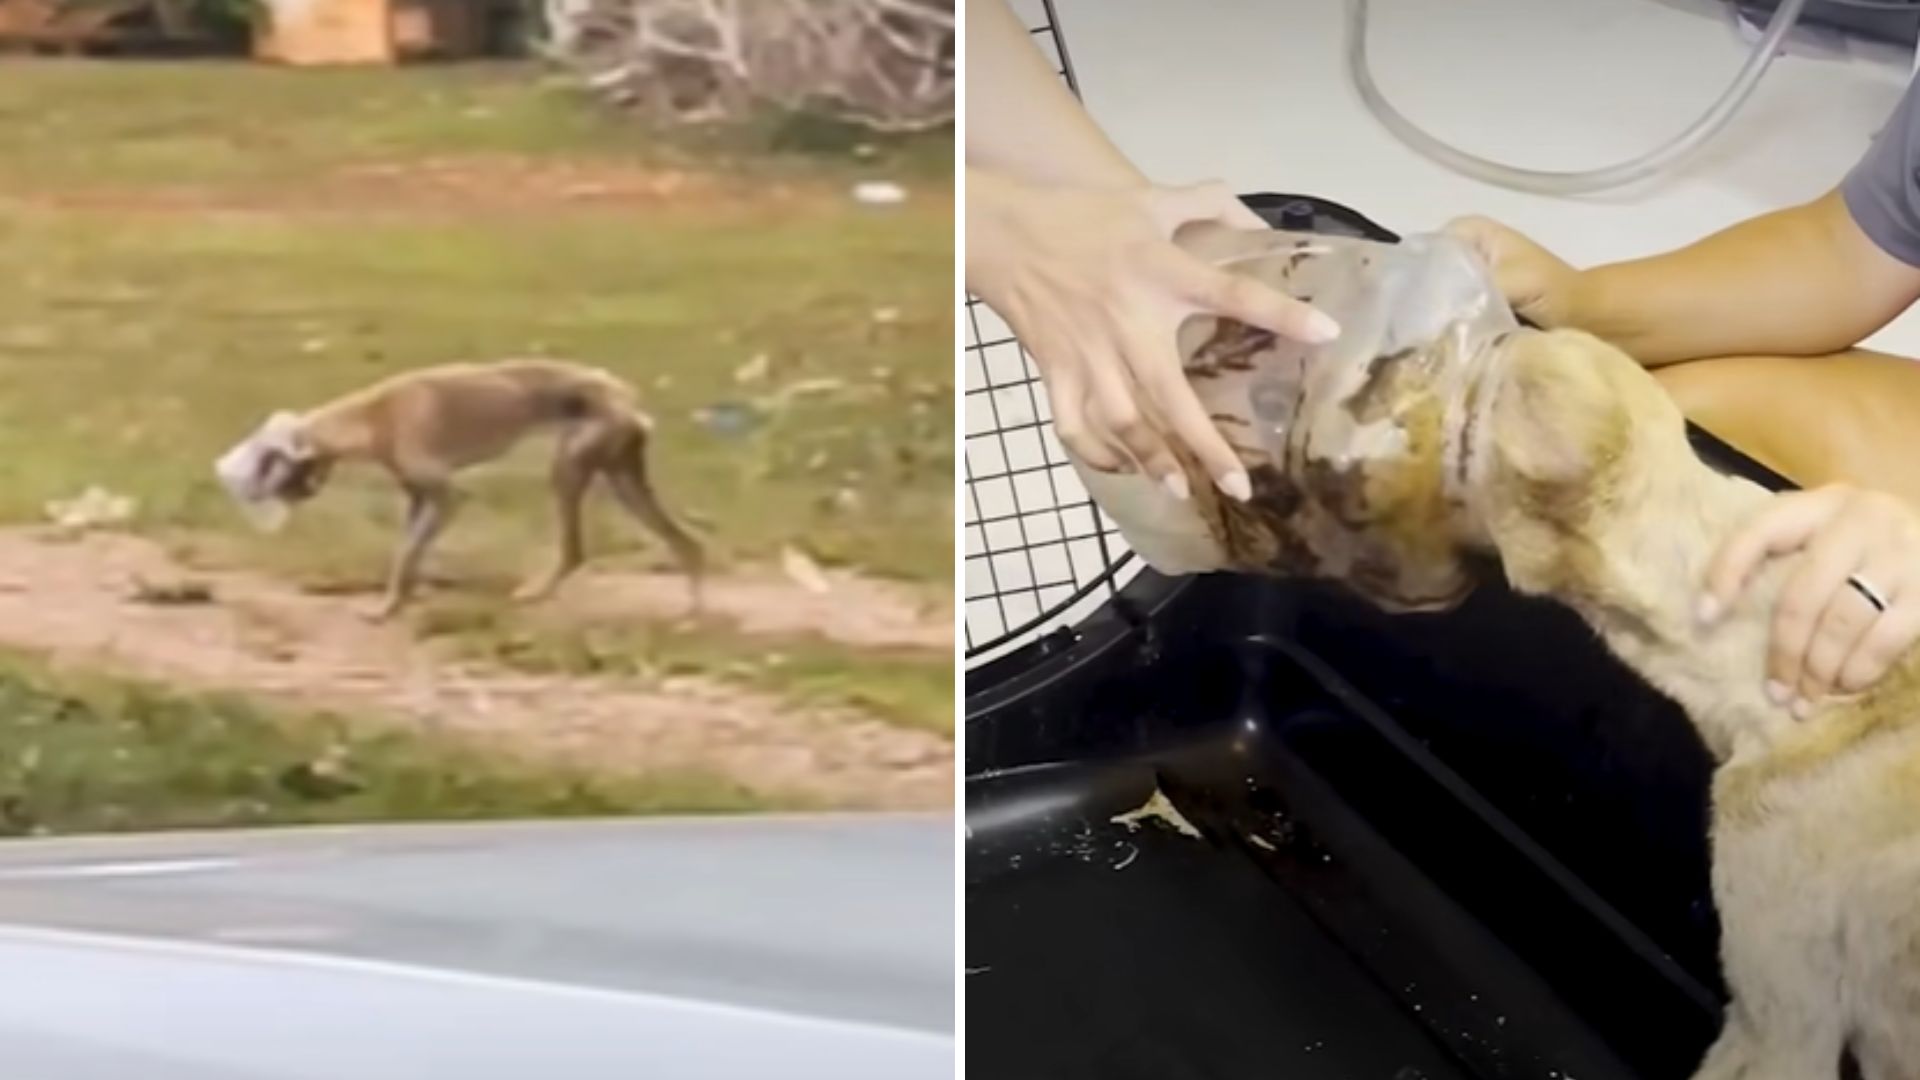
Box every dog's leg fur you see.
[373,483,455,621]
[1691,1013,1841,1080]
[601,420,706,613]
[1701,826,1852,1079]
[1692,1021,1760,1080]
[509,412,704,610]
[512,427,597,603]
[1846,842,1920,1080]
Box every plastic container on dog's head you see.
[213,410,304,533]
[1073,223,1519,613]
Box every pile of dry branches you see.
[541,0,953,132]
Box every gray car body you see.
[0,813,954,1079]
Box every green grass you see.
[0,59,950,831]
[415,599,955,736]
[0,652,775,839]
[0,60,953,586]
[0,202,953,583]
[0,60,953,192]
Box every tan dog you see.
[1474,332,1920,1079]
[215,359,706,621]
[1174,316,1920,1077]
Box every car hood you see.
[0,813,953,1079]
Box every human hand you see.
[966,168,1339,502]
[1444,216,1583,329]
[1699,485,1920,713]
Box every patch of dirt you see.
[545,565,951,651]
[329,156,734,211]
[0,529,952,810]
[1,155,827,218]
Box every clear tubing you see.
[1346,0,1812,196]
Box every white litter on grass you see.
[780,545,833,595]
[771,377,848,404]
[45,485,136,532]
[852,181,907,206]
[733,353,771,384]
[1110,786,1202,840]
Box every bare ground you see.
[0,155,930,220]
[0,528,954,810]
[543,563,951,651]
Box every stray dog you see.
[215,359,706,621]
[1119,224,1920,1077]
[1470,332,1920,1079]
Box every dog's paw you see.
[359,600,400,624]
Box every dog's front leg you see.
[1692,825,1849,1080]
[369,484,454,623]
[1692,997,1844,1080]
[1691,1014,1763,1080]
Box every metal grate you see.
[962,0,1142,669]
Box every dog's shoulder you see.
[1717,672,1920,832]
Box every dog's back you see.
[484,359,640,424]
[333,359,643,472]
[407,358,636,422]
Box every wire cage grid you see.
[962,0,1144,670]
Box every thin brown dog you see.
[215,359,706,621]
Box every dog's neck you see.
[299,401,376,463]
[1493,460,1802,763]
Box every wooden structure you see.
[0,0,496,61]
[255,0,486,65]
[0,0,206,54]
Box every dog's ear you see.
[1492,329,1632,490]
[260,411,313,461]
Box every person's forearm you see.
[965,0,1144,188]
[1569,191,1915,366]
[965,166,1022,291]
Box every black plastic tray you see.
[964,195,1795,1079]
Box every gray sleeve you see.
[1842,78,1920,268]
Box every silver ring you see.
[1848,573,1890,614]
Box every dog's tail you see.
[604,420,708,590]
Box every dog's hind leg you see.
[601,421,706,614]
[371,482,455,622]
[513,428,597,603]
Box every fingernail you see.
[1765,680,1791,705]
[1695,596,1721,626]
[1220,471,1252,502]
[1791,698,1813,722]
[1303,311,1341,344]
[1162,471,1190,501]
